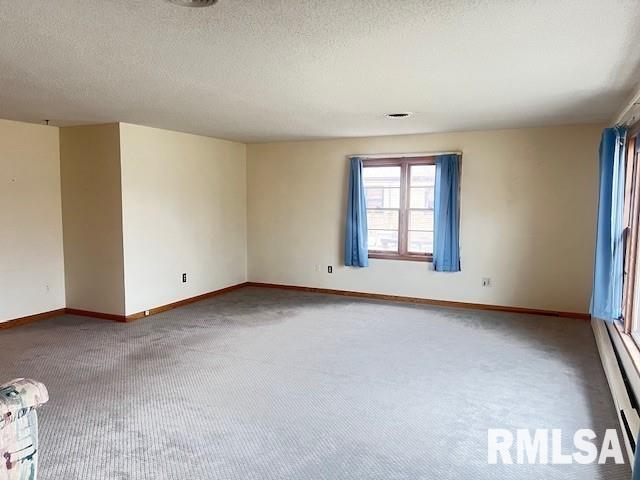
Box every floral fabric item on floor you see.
[0,379,49,480]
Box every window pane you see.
[367,209,399,230]
[368,230,399,252]
[365,187,400,208]
[410,186,435,208]
[410,165,436,187]
[408,231,433,254]
[409,209,434,231]
[363,166,401,188]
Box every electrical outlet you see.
[482,277,492,287]
[144,310,150,316]
[328,265,333,274]
[182,273,187,283]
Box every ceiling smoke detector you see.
[385,112,413,119]
[165,0,218,7]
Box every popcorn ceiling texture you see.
[0,287,629,479]
[0,0,639,142]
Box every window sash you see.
[623,130,640,335]
[363,157,435,261]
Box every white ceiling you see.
[1,0,639,143]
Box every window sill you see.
[368,252,433,263]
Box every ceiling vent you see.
[385,112,413,119]
[165,0,218,7]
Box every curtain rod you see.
[348,151,462,159]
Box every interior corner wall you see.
[59,124,126,315]
[1,116,601,322]
[246,124,604,314]
[118,123,247,316]
[0,119,65,323]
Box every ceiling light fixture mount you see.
[385,112,413,119]
[165,0,218,7]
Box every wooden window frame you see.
[622,121,640,335]
[363,156,436,262]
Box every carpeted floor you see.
[0,287,629,479]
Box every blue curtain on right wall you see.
[433,154,461,272]
[590,127,627,322]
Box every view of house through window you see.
[409,165,436,253]
[363,165,401,252]
[362,157,436,260]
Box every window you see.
[622,122,640,340]
[362,157,436,261]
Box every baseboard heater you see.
[592,318,640,463]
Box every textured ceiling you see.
[1,0,639,143]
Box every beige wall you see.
[60,124,126,315]
[247,125,603,313]
[0,119,65,322]
[119,123,247,315]
[1,117,602,320]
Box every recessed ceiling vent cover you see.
[165,0,218,7]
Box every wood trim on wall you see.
[0,308,66,330]
[65,308,127,322]
[245,282,590,320]
[124,282,249,321]
[1,281,588,330]
[0,283,250,329]
[67,282,250,322]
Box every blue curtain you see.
[433,154,461,272]
[591,127,627,322]
[345,157,369,267]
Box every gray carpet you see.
[0,287,629,479]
